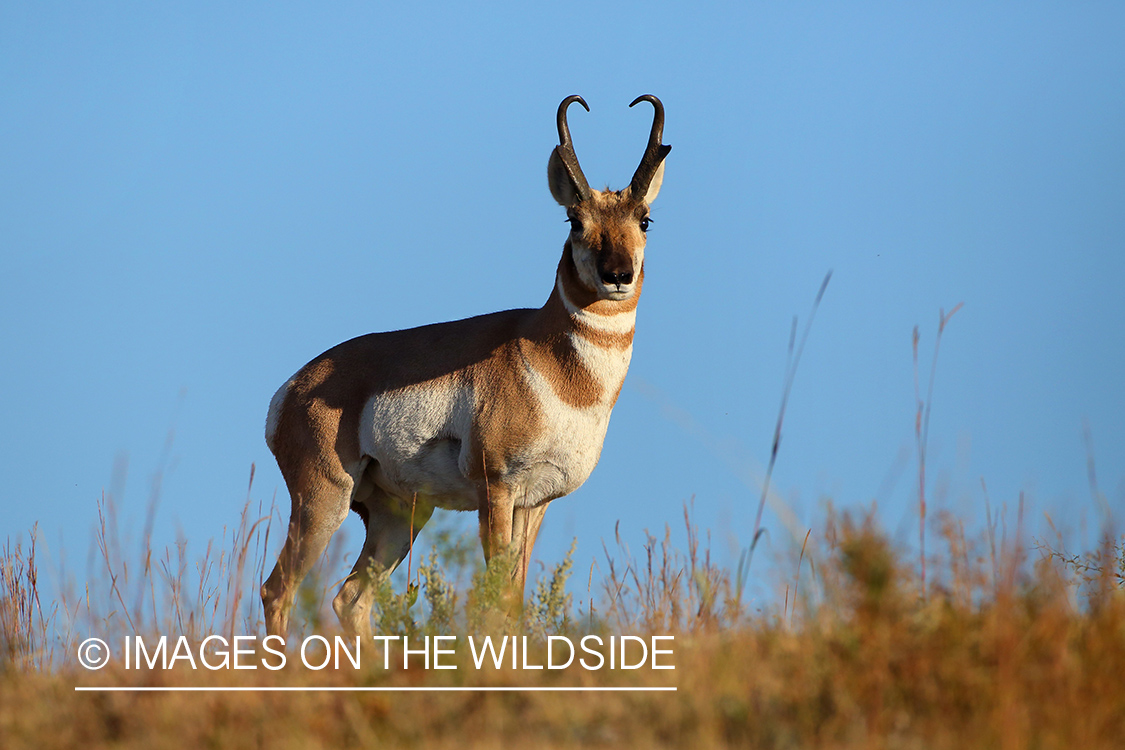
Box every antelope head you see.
[547,95,671,304]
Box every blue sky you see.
[3,3,1123,607]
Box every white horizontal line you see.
[75,686,676,693]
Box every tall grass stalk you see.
[912,302,962,599]
[736,270,832,604]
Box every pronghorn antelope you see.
[261,95,670,638]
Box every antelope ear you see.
[548,148,580,207]
[642,159,665,204]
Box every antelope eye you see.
[567,216,584,234]
[639,217,651,232]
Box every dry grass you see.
[3,492,1124,749]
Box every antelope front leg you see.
[511,501,551,598]
[478,482,515,563]
[477,482,522,614]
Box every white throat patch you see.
[556,276,638,334]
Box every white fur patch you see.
[512,354,617,507]
[359,380,480,511]
[568,329,632,389]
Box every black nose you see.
[600,270,633,287]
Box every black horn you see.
[629,94,672,200]
[554,95,592,203]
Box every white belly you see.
[358,380,478,509]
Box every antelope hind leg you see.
[333,487,434,639]
[261,473,353,638]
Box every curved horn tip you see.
[556,95,591,146]
[560,95,590,113]
[629,94,662,109]
[630,94,666,139]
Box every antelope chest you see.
[510,339,631,505]
[507,389,613,508]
